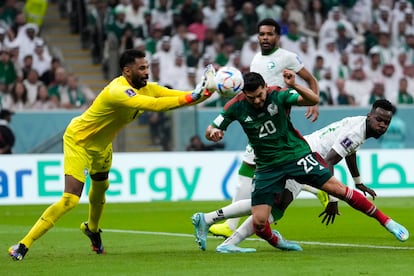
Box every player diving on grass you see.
[191,71,409,253]
[8,49,218,261]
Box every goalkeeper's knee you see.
[60,192,80,211]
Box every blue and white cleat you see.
[273,230,303,251]
[216,244,256,253]
[385,219,409,242]
[191,212,209,251]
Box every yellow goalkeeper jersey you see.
[66,76,191,151]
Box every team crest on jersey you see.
[340,137,353,149]
[267,103,278,116]
[125,89,136,97]
[267,61,276,70]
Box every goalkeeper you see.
[8,49,217,261]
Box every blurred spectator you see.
[277,9,290,35]
[30,83,58,110]
[377,4,392,33]
[13,23,41,67]
[48,66,68,107]
[170,23,189,57]
[186,134,224,151]
[364,46,382,81]
[335,22,352,53]
[124,0,145,34]
[86,1,107,64]
[0,0,19,28]
[180,0,200,26]
[297,36,316,71]
[240,35,259,68]
[0,26,13,50]
[280,19,303,54]
[23,68,42,105]
[148,54,161,82]
[318,67,335,105]
[216,4,240,41]
[316,37,340,71]
[20,54,33,80]
[319,6,356,47]
[60,74,95,109]
[344,66,373,106]
[39,56,62,86]
[156,36,175,85]
[363,21,380,54]
[0,50,17,91]
[368,81,386,104]
[377,31,396,65]
[0,109,15,154]
[229,22,247,51]
[23,0,48,27]
[176,67,197,91]
[166,53,188,89]
[201,28,218,60]
[335,52,352,81]
[347,37,367,69]
[185,38,201,67]
[304,0,327,42]
[188,11,208,42]
[381,63,400,104]
[397,77,414,104]
[32,38,52,77]
[151,0,173,33]
[10,12,26,39]
[312,55,325,81]
[336,78,355,105]
[256,0,282,22]
[215,40,234,66]
[202,0,223,30]
[238,1,258,36]
[2,81,29,111]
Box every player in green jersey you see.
[198,71,409,252]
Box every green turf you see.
[1,197,413,276]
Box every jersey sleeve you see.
[110,83,191,111]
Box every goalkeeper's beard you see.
[131,75,148,89]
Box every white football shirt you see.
[305,116,367,158]
[250,48,304,87]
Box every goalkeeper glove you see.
[186,64,217,102]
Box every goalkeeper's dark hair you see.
[257,18,281,35]
[119,49,146,70]
[371,99,395,114]
[243,72,266,92]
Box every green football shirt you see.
[212,87,311,169]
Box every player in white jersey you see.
[192,99,393,253]
[209,18,324,238]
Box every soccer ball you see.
[214,66,244,98]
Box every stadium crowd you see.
[76,0,414,108]
[0,0,95,112]
[2,0,414,112]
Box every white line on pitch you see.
[105,229,414,250]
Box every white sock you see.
[221,215,254,246]
[226,175,253,230]
[204,199,252,225]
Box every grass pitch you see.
[1,197,413,276]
